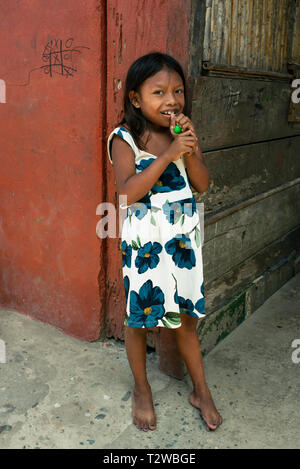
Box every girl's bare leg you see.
[124,326,157,431]
[175,314,223,431]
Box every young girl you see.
[107,52,223,432]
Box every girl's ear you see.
[129,90,140,108]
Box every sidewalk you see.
[0,273,299,449]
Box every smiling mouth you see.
[161,111,179,117]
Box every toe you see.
[207,423,218,431]
[207,416,223,431]
[142,422,149,431]
[134,419,142,430]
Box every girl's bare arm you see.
[111,136,174,206]
[184,146,210,194]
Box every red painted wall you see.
[0,0,192,347]
[0,0,106,340]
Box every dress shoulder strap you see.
[107,126,140,165]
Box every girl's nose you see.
[165,93,177,104]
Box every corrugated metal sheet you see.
[203,0,294,73]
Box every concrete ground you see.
[0,273,299,449]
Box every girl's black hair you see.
[114,52,188,151]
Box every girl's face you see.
[129,67,185,131]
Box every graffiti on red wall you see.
[1,37,90,93]
[41,37,90,78]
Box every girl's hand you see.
[168,112,199,160]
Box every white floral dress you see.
[107,126,205,329]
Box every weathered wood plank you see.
[195,0,294,73]
[193,135,300,213]
[205,223,300,313]
[192,76,300,151]
[198,225,299,356]
[201,181,300,284]
[189,0,206,78]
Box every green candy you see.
[173,124,182,134]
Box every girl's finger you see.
[176,116,194,129]
[181,133,198,146]
[182,124,192,133]
[176,116,188,125]
[185,141,196,149]
[176,120,190,133]
[174,112,186,121]
[180,128,194,135]
[174,113,191,126]
[174,115,197,136]
[183,128,198,144]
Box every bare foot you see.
[131,384,157,431]
[189,385,223,431]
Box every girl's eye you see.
[153,89,183,95]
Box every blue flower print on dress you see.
[130,194,151,220]
[162,197,197,224]
[165,234,196,269]
[136,158,186,193]
[162,201,182,224]
[122,240,132,268]
[174,290,199,318]
[135,241,162,274]
[124,275,130,303]
[129,279,165,328]
[195,297,205,313]
[195,281,205,313]
[184,200,197,217]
